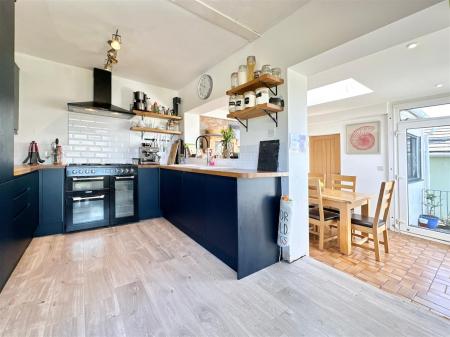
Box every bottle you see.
[246,56,256,82]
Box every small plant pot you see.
[418,215,440,229]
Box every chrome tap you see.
[195,135,211,165]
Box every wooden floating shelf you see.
[227,103,283,120]
[130,127,181,135]
[133,110,182,120]
[226,74,284,96]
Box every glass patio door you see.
[397,102,450,242]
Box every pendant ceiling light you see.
[104,29,122,71]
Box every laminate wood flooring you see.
[0,218,449,337]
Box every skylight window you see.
[307,78,373,106]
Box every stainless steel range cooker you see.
[65,163,138,232]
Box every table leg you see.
[339,204,351,255]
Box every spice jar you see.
[271,67,281,79]
[231,72,239,88]
[246,56,256,82]
[228,95,236,113]
[244,91,256,108]
[238,65,247,85]
[255,87,269,105]
[261,64,271,75]
[235,95,245,111]
[254,70,261,79]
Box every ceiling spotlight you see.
[436,83,444,88]
[406,42,418,49]
[108,29,121,50]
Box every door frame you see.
[391,95,450,242]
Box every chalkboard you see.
[257,140,280,172]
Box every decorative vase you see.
[222,142,231,159]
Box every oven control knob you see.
[91,169,95,174]
[85,170,89,174]
[125,169,129,173]
[72,170,76,174]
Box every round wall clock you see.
[197,74,213,100]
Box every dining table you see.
[321,188,374,255]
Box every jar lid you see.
[236,94,244,98]
[255,87,269,92]
[238,65,247,70]
[244,91,255,95]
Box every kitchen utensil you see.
[22,141,45,165]
[168,141,179,165]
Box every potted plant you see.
[418,190,441,229]
[221,126,234,159]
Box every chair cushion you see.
[309,208,339,221]
[351,214,385,228]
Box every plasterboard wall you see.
[14,53,178,164]
[308,104,389,213]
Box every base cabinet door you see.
[160,169,182,225]
[138,168,160,220]
[35,169,64,236]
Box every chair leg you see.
[383,229,389,253]
[319,225,325,251]
[373,229,381,261]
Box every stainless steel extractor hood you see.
[67,68,133,119]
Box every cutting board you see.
[167,141,179,165]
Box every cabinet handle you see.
[115,176,135,180]
[72,177,104,181]
[72,195,105,202]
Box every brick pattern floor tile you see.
[310,230,450,320]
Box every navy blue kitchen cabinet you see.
[0,0,15,182]
[138,168,161,220]
[160,168,280,279]
[35,168,65,236]
[0,172,39,290]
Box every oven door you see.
[66,176,109,192]
[65,191,110,232]
[110,175,138,225]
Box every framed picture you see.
[346,121,380,154]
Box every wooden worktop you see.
[138,164,160,168]
[159,165,288,179]
[14,164,66,176]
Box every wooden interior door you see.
[309,134,341,187]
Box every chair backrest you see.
[373,180,396,225]
[308,177,325,222]
[331,174,356,192]
[308,172,326,187]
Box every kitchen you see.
[1,1,449,336]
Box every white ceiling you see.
[306,27,450,116]
[15,0,308,89]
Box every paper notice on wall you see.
[289,133,307,153]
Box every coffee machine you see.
[139,139,160,164]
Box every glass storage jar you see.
[231,72,239,88]
[246,56,256,82]
[244,91,256,108]
[238,65,247,85]
[228,95,236,113]
[255,87,269,105]
[261,64,271,75]
[235,95,245,111]
[271,67,281,79]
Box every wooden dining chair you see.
[350,180,395,261]
[308,177,339,250]
[308,172,326,186]
[330,174,356,192]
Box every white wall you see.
[308,104,389,214]
[14,53,178,164]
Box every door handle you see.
[72,177,104,181]
[72,195,105,201]
[115,176,135,180]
